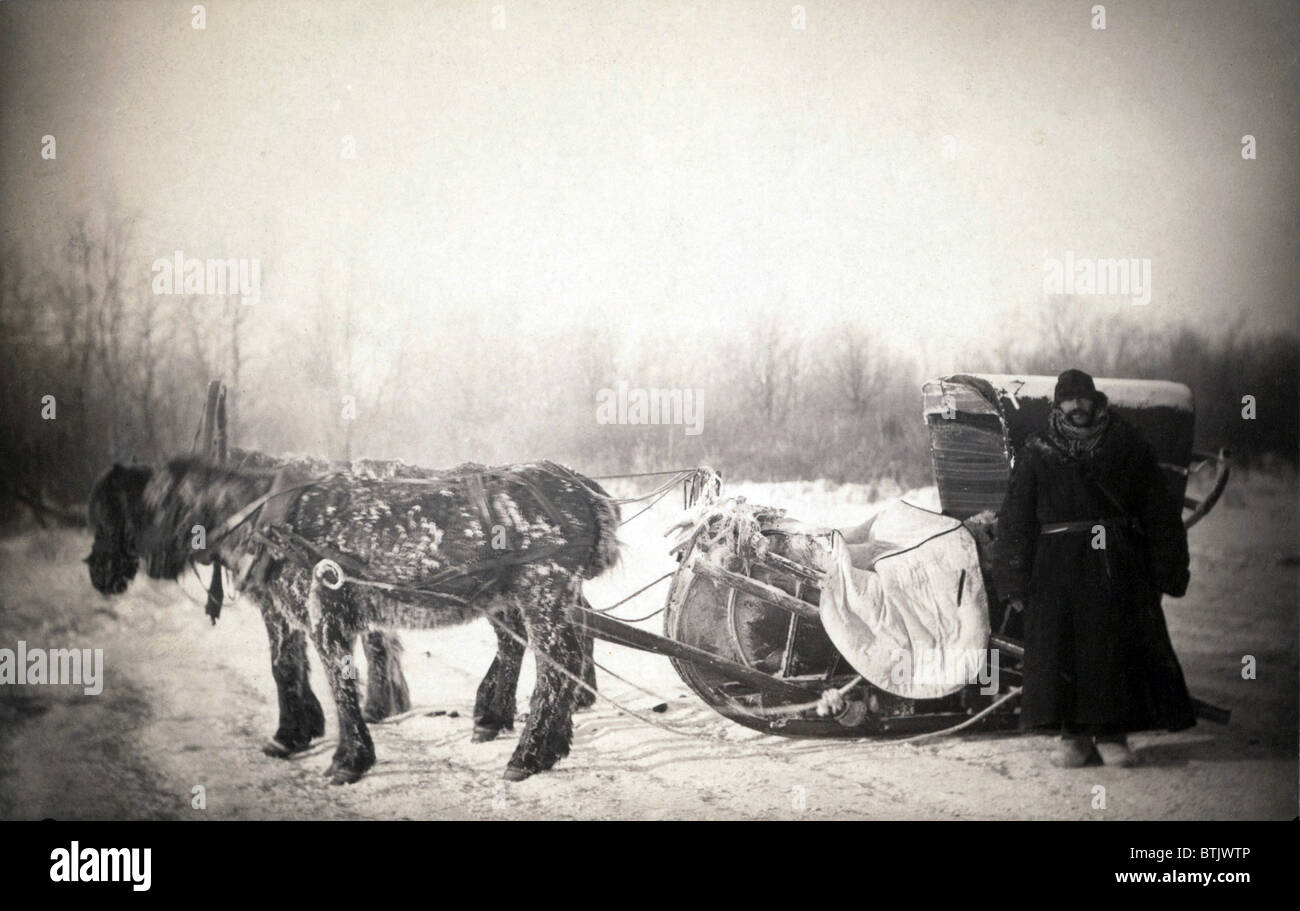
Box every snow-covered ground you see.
[0,472,1294,819]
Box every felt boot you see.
[1050,733,1099,768]
[1094,734,1139,767]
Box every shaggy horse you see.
[216,450,600,749]
[87,454,415,752]
[218,452,412,742]
[87,457,619,782]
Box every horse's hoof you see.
[325,762,365,785]
[472,725,502,743]
[502,764,533,782]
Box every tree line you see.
[2,210,1295,524]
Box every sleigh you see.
[574,373,1232,738]
[192,373,1232,743]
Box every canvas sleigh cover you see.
[819,500,990,699]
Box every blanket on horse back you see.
[822,500,991,700]
[232,458,620,603]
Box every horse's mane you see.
[148,456,276,505]
[137,457,278,577]
[88,463,155,538]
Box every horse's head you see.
[86,462,154,595]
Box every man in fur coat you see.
[993,369,1196,767]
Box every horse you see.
[87,456,620,783]
[87,456,416,757]
[218,450,600,749]
[212,451,412,746]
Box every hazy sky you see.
[2,0,1297,364]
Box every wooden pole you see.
[574,605,815,701]
[200,380,220,459]
[215,384,228,463]
[202,380,227,623]
[689,556,821,620]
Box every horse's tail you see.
[584,481,622,579]
[520,461,622,579]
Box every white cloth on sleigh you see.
[818,499,991,699]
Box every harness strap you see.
[207,477,330,547]
[513,466,566,529]
[247,522,599,600]
[223,463,605,598]
[464,473,495,531]
[253,525,475,604]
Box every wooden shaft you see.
[574,605,815,701]
[989,633,1024,659]
[689,556,821,620]
[200,380,220,458]
[215,384,228,463]
[756,549,822,581]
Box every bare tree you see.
[833,322,884,417]
[742,307,801,424]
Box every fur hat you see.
[1053,369,1099,405]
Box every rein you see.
[204,477,334,550]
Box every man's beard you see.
[1066,408,1094,427]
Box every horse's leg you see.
[472,604,526,742]
[307,579,374,785]
[257,591,326,758]
[575,595,598,710]
[504,572,583,781]
[472,599,594,737]
[362,631,411,722]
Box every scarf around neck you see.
[1046,397,1110,459]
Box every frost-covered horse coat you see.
[91,456,619,782]
[223,450,600,751]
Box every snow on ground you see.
[0,471,1295,819]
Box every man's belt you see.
[1040,517,1139,535]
